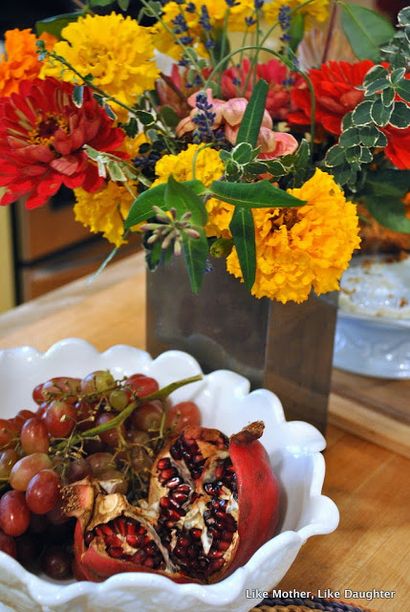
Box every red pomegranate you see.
[63,422,280,583]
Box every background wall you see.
[0,208,15,313]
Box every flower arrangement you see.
[0,1,409,303]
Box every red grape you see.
[36,377,81,403]
[0,448,19,478]
[25,469,60,514]
[165,401,202,432]
[86,452,115,475]
[41,545,73,580]
[109,388,130,412]
[44,400,77,438]
[131,401,163,431]
[11,410,36,433]
[9,452,52,491]
[0,490,30,536]
[124,374,159,398]
[0,419,18,449]
[20,418,49,454]
[65,457,91,483]
[95,413,123,447]
[0,529,17,558]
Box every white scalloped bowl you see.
[0,339,339,612]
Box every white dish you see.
[334,255,410,378]
[0,338,339,612]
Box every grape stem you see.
[52,374,203,452]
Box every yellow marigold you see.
[152,144,231,237]
[74,181,134,247]
[0,29,56,97]
[226,169,361,303]
[42,13,158,109]
[263,0,330,30]
[152,0,254,59]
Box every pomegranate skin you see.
[227,432,280,574]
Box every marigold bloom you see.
[263,0,330,30]
[74,181,133,247]
[42,13,158,108]
[226,169,360,303]
[0,78,125,208]
[0,29,55,97]
[153,144,232,237]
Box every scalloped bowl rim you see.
[0,339,339,610]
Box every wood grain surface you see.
[0,253,409,611]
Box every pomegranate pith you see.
[66,421,280,583]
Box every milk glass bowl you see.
[0,338,339,612]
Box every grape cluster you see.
[0,369,201,580]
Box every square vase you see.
[146,257,338,434]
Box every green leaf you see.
[342,112,354,130]
[104,104,117,121]
[365,170,410,198]
[137,111,155,126]
[210,180,305,208]
[229,206,256,291]
[345,145,362,163]
[364,77,390,96]
[181,230,209,294]
[245,161,270,174]
[381,87,395,107]
[340,3,395,61]
[359,148,373,163]
[35,11,82,38]
[370,98,393,126]
[232,142,256,164]
[117,0,130,9]
[398,7,410,27]
[339,127,360,147]
[124,180,206,229]
[160,106,180,129]
[89,0,116,6]
[325,145,346,167]
[72,85,84,108]
[359,125,384,146]
[390,67,406,86]
[396,79,410,104]
[366,196,410,233]
[363,65,388,85]
[288,12,305,52]
[389,101,410,128]
[375,130,387,147]
[236,80,269,147]
[351,101,373,126]
[165,175,207,226]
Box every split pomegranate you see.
[64,421,279,583]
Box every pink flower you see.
[175,93,298,160]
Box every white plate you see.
[0,339,339,612]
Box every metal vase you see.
[146,257,338,434]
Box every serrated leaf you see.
[210,180,305,208]
[325,145,346,167]
[341,4,394,61]
[35,11,82,38]
[381,87,395,107]
[371,98,393,126]
[236,80,269,147]
[72,85,84,108]
[229,206,256,291]
[396,79,410,104]
[366,195,410,233]
[124,180,206,229]
[339,127,361,147]
[351,101,373,125]
[389,101,410,128]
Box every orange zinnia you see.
[0,29,55,98]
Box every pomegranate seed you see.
[132,550,146,563]
[116,518,126,537]
[210,550,224,558]
[160,497,171,508]
[126,535,138,547]
[157,458,171,470]
[160,468,177,481]
[166,476,182,489]
[108,546,124,559]
[217,540,231,551]
[191,529,201,539]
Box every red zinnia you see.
[289,60,410,170]
[288,60,373,135]
[221,58,302,120]
[0,78,125,208]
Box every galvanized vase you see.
[146,257,338,434]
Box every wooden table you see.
[0,253,409,612]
